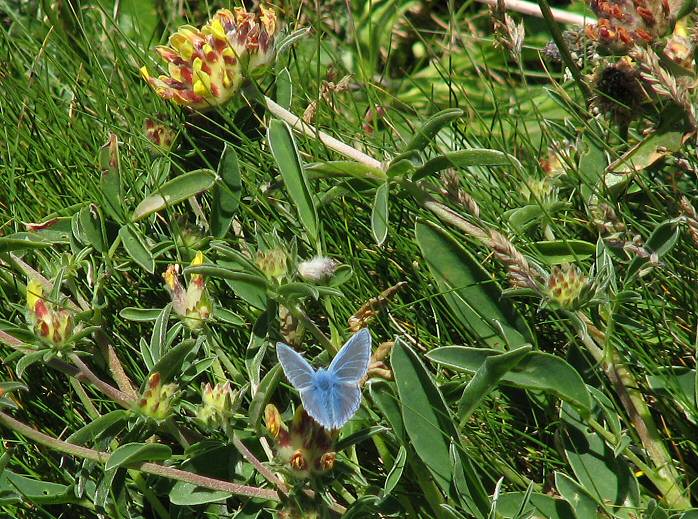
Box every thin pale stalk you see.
[69,353,133,408]
[264,96,383,170]
[476,0,595,25]
[0,411,280,501]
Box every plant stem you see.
[69,353,133,408]
[229,433,289,496]
[289,304,336,355]
[264,96,383,170]
[0,411,280,501]
[577,313,690,509]
[536,0,592,101]
[476,0,594,25]
[94,329,138,398]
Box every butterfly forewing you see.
[276,342,315,390]
[328,328,371,383]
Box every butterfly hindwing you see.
[276,342,315,390]
[328,328,371,383]
[329,382,362,430]
[300,384,333,430]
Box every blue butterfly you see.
[276,328,372,430]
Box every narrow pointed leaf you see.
[119,225,155,273]
[371,182,389,245]
[210,144,242,238]
[267,119,318,241]
[415,220,532,349]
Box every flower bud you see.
[585,0,682,52]
[546,265,591,310]
[137,373,178,422]
[265,406,337,479]
[264,403,282,439]
[255,248,287,280]
[297,256,339,283]
[319,452,336,471]
[144,118,177,153]
[197,381,236,428]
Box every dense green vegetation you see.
[1,0,698,517]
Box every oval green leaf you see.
[371,182,390,246]
[210,144,242,238]
[132,169,217,222]
[413,149,521,180]
[404,108,464,152]
[105,442,172,471]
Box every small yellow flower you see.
[26,279,74,348]
[163,251,213,330]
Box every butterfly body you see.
[277,329,371,430]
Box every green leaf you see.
[495,492,575,519]
[186,264,268,310]
[149,303,172,364]
[249,364,282,434]
[532,240,596,265]
[626,219,680,279]
[371,182,390,246]
[306,161,385,181]
[119,307,163,322]
[276,282,319,301]
[561,402,639,509]
[427,347,592,412]
[78,204,105,252]
[450,443,488,519]
[67,410,129,446]
[132,169,217,222]
[210,144,242,238]
[415,220,532,349]
[413,149,521,180]
[0,234,55,253]
[267,119,318,241]
[367,380,405,441]
[16,350,47,378]
[391,339,454,492]
[99,134,124,222]
[105,442,172,471]
[119,225,155,274]
[458,345,532,423]
[385,158,416,179]
[554,472,600,519]
[1,472,73,505]
[647,367,697,423]
[148,338,197,383]
[169,481,231,506]
[212,307,245,326]
[276,67,292,109]
[391,339,488,514]
[335,426,387,452]
[404,108,464,152]
[383,445,407,496]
